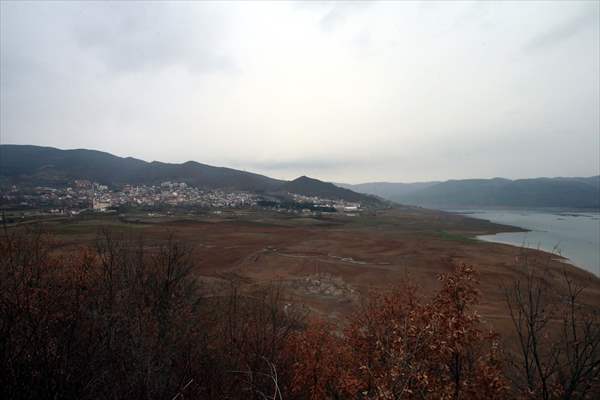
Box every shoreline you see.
[455,209,599,277]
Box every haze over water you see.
[457,209,600,276]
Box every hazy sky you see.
[1,1,599,183]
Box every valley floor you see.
[25,205,600,342]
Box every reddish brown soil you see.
[38,207,600,340]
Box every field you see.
[22,205,600,341]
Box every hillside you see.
[0,145,379,204]
[340,176,600,209]
[282,176,375,203]
[0,145,283,191]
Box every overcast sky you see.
[1,1,599,183]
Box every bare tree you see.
[504,254,600,399]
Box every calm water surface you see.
[454,209,600,276]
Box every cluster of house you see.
[1,180,260,213]
[289,193,361,213]
[2,180,362,215]
[90,181,260,211]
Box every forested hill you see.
[0,144,381,204]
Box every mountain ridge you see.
[340,176,600,209]
[282,176,368,203]
[0,144,380,204]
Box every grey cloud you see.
[351,30,372,50]
[238,158,373,172]
[72,2,237,74]
[1,1,598,183]
[319,1,370,32]
[523,6,599,52]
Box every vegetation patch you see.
[438,230,478,243]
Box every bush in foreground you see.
[1,229,598,399]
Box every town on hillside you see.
[1,179,363,220]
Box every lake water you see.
[454,209,600,276]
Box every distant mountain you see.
[337,181,439,199]
[0,145,379,204]
[339,176,600,209]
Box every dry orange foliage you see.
[285,265,509,399]
[3,228,596,399]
